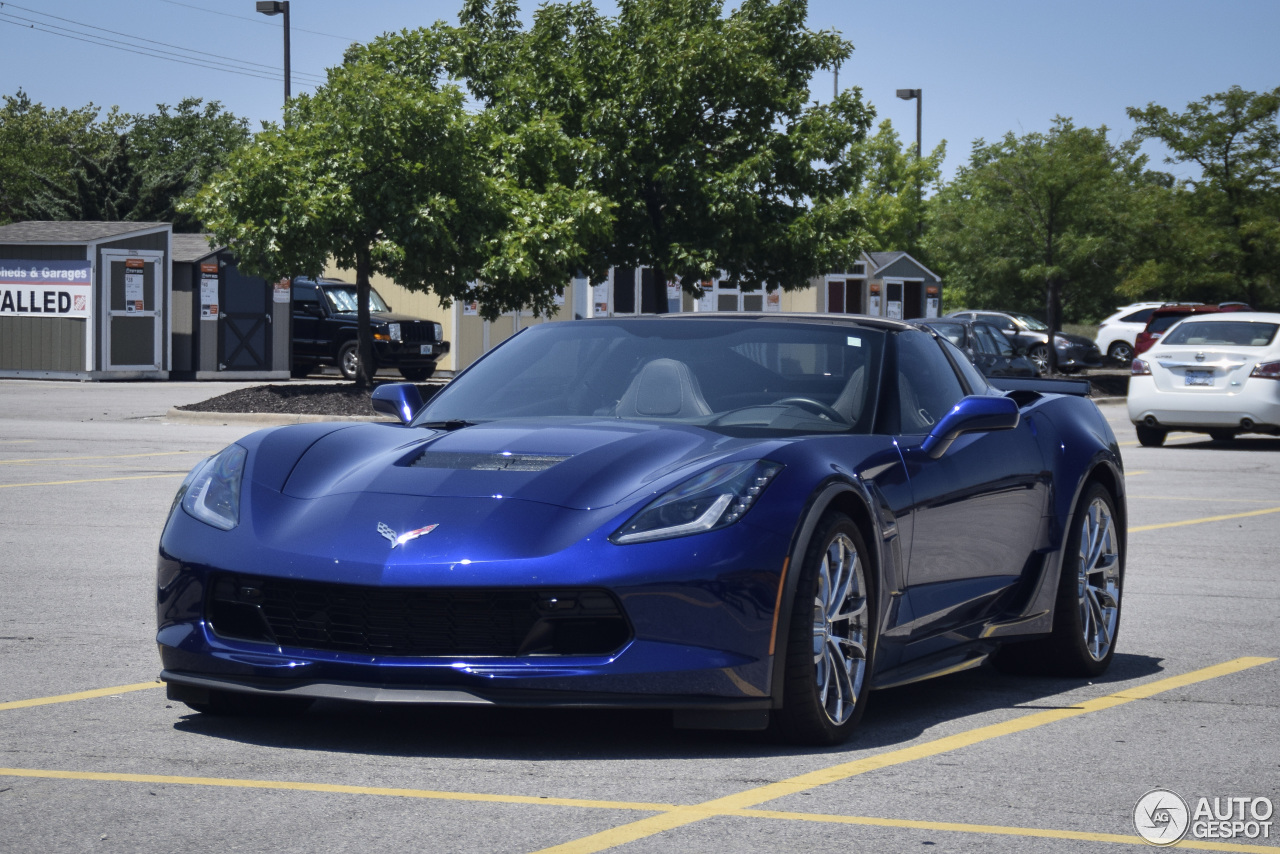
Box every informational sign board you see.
[273,277,291,303]
[593,282,609,316]
[926,297,940,318]
[0,260,92,318]
[887,301,902,319]
[199,263,219,320]
[463,300,479,316]
[765,291,781,312]
[124,258,145,313]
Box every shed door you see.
[218,260,272,371]
[105,254,161,370]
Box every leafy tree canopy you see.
[1126,85,1280,308]
[854,118,945,259]
[189,31,612,385]
[454,0,874,298]
[925,118,1150,368]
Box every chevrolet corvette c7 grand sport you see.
[157,314,1127,745]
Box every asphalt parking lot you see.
[1,379,1277,853]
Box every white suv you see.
[1095,302,1170,363]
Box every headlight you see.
[177,444,247,531]
[388,323,402,342]
[610,460,782,544]
[433,322,443,340]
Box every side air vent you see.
[410,452,570,472]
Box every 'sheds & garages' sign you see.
[0,261,92,318]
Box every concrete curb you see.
[165,407,395,426]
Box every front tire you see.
[774,514,875,745]
[1135,423,1166,447]
[1029,344,1050,375]
[337,341,362,381]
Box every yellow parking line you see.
[0,451,210,465]
[733,809,1280,853]
[0,474,183,489]
[0,682,162,711]
[1131,506,1280,533]
[1129,495,1276,504]
[0,768,677,813]
[531,657,1274,854]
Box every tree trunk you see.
[1045,276,1061,376]
[354,245,375,389]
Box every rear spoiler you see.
[988,376,1092,397]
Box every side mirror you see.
[371,383,425,425]
[920,395,1020,459]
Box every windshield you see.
[1162,320,1278,347]
[1008,312,1048,331]
[323,285,389,313]
[415,318,886,435]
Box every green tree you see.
[455,0,873,304]
[189,34,611,387]
[1126,85,1280,308]
[854,119,945,258]
[0,90,119,224]
[926,118,1145,371]
[125,98,252,230]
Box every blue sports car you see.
[157,314,1126,745]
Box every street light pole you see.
[256,1,291,110]
[895,88,923,239]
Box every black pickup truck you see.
[291,277,450,381]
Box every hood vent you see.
[410,451,570,472]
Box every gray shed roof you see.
[0,220,169,243]
[867,251,907,271]
[171,233,222,263]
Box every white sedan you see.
[1128,312,1280,446]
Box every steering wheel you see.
[772,397,847,423]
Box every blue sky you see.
[3,0,1277,180]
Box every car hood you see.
[276,419,783,510]
[328,311,434,325]
[1057,332,1096,347]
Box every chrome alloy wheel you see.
[1076,496,1120,661]
[811,532,869,726]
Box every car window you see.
[980,314,1016,333]
[417,319,886,435]
[322,286,390,313]
[929,322,966,348]
[1148,312,1195,334]
[292,284,320,311]
[1121,308,1156,324]
[974,324,1014,357]
[1008,312,1048,331]
[1163,320,1279,347]
[896,330,966,433]
[938,336,991,394]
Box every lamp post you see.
[256,1,291,110]
[896,88,923,239]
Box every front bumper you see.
[373,340,451,366]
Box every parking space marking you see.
[1131,506,1280,533]
[531,657,1274,854]
[0,660,1272,852]
[0,768,677,812]
[0,473,183,489]
[1129,495,1276,504]
[0,682,161,711]
[732,809,1280,853]
[0,451,211,465]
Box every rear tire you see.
[1135,424,1166,447]
[773,514,875,745]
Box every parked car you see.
[291,277,450,381]
[1128,312,1280,446]
[1133,302,1253,357]
[946,310,1104,374]
[1094,302,1170,363]
[913,318,1039,377]
[158,314,1126,745]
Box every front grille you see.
[207,574,631,657]
[400,322,436,344]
